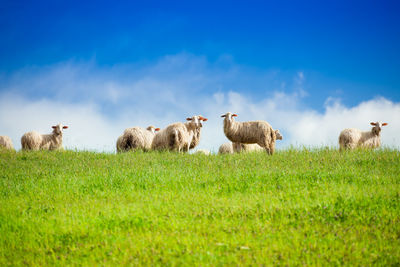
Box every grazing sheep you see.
[221,112,277,155]
[116,126,159,153]
[152,115,207,152]
[0,136,13,150]
[194,149,211,155]
[218,142,233,154]
[232,129,283,153]
[232,143,263,153]
[339,122,388,150]
[21,124,68,150]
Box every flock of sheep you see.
[0,112,388,154]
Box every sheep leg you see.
[186,133,194,152]
[269,142,275,155]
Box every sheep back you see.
[232,142,263,153]
[218,142,233,154]
[339,128,363,149]
[225,120,274,144]
[0,136,14,150]
[21,131,42,150]
[194,149,210,155]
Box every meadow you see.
[0,148,399,266]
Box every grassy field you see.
[0,148,399,266]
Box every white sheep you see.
[232,143,263,153]
[152,115,207,152]
[232,129,283,153]
[194,149,211,155]
[116,126,159,153]
[221,112,277,155]
[21,124,68,150]
[339,121,388,150]
[0,136,14,150]
[218,142,234,154]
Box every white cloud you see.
[0,54,399,152]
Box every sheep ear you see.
[221,114,226,117]
[186,118,192,121]
[155,128,160,131]
[370,122,376,126]
[232,114,238,117]
[201,117,208,121]
[382,123,388,126]
[63,126,68,129]
[52,126,56,129]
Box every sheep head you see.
[370,122,388,135]
[52,124,68,135]
[186,115,208,128]
[147,126,160,134]
[275,129,283,140]
[221,112,237,122]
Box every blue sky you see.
[0,0,399,151]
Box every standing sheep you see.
[221,112,276,155]
[116,126,160,153]
[339,122,388,150]
[21,124,68,150]
[232,129,283,153]
[0,136,14,150]
[218,142,234,154]
[152,115,207,152]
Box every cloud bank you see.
[0,54,399,152]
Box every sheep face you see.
[275,130,283,140]
[221,112,237,122]
[52,124,68,135]
[186,115,208,128]
[370,122,388,135]
[146,126,160,134]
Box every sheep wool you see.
[218,142,233,154]
[232,143,263,153]
[0,136,14,150]
[233,129,282,153]
[194,149,211,155]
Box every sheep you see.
[116,126,160,153]
[21,124,68,150]
[339,121,388,150]
[232,143,263,153]
[194,149,211,155]
[152,115,208,152]
[221,112,276,155]
[218,142,233,154]
[232,129,283,153]
[0,136,14,150]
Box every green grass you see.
[0,148,399,266]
